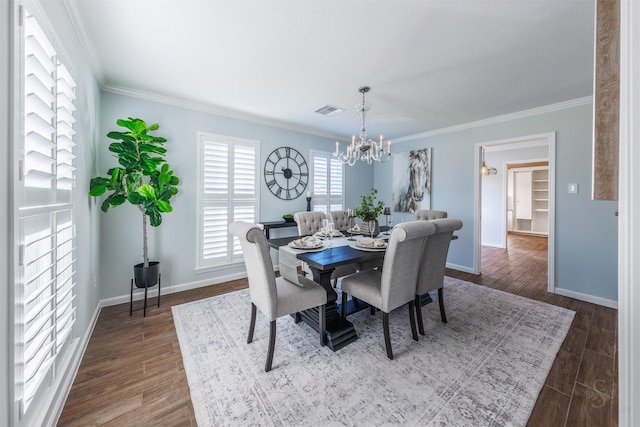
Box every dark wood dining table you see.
[267,229,456,351]
[268,233,388,351]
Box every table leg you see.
[297,266,359,351]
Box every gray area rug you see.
[172,277,574,426]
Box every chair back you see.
[414,209,448,221]
[380,221,436,312]
[228,221,277,319]
[328,210,351,231]
[416,218,463,295]
[294,211,326,235]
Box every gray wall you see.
[98,92,373,299]
[373,104,618,303]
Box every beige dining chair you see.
[228,221,327,372]
[340,221,437,359]
[414,209,448,221]
[414,218,463,335]
[294,211,326,235]
[328,210,351,232]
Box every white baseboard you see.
[446,263,475,274]
[554,287,618,309]
[100,271,249,307]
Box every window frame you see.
[195,132,260,272]
[12,1,79,423]
[310,150,345,213]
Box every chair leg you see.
[415,295,425,335]
[383,312,393,360]
[247,303,257,344]
[319,305,326,347]
[341,291,348,319]
[438,287,448,323]
[370,306,376,316]
[408,301,418,341]
[265,320,276,372]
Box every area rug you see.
[172,277,574,426]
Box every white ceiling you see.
[67,0,596,141]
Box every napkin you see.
[316,230,344,238]
[358,237,386,248]
[351,224,360,232]
[290,236,322,248]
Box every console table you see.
[258,220,298,238]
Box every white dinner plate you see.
[349,242,387,252]
[288,241,325,251]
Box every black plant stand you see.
[130,273,161,317]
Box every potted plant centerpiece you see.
[89,117,180,288]
[355,188,385,237]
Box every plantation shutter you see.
[311,151,344,213]
[197,133,259,269]
[17,6,77,417]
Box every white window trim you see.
[310,149,345,212]
[195,132,260,273]
[12,2,79,425]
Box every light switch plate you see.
[568,183,578,194]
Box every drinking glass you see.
[369,220,376,239]
[321,218,329,237]
[385,215,393,235]
[326,222,334,248]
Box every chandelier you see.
[481,146,498,176]
[334,86,391,166]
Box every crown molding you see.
[62,0,105,86]
[393,96,593,143]
[102,84,344,140]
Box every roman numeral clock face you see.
[263,147,309,200]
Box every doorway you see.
[474,132,556,293]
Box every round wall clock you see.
[263,146,309,200]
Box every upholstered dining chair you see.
[228,221,327,372]
[414,209,448,221]
[414,218,463,335]
[340,221,437,359]
[328,210,351,232]
[294,211,326,235]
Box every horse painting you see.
[392,148,431,213]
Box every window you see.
[15,4,77,419]
[196,133,259,270]
[310,150,344,212]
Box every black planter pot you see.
[133,261,160,288]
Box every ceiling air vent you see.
[314,105,344,116]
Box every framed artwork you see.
[392,148,431,213]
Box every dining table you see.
[269,229,389,351]
[268,227,458,351]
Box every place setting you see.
[287,235,326,252]
[349,236,388,251]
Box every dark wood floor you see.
[58,233,617,426]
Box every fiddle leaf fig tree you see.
[89,117,180,267]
